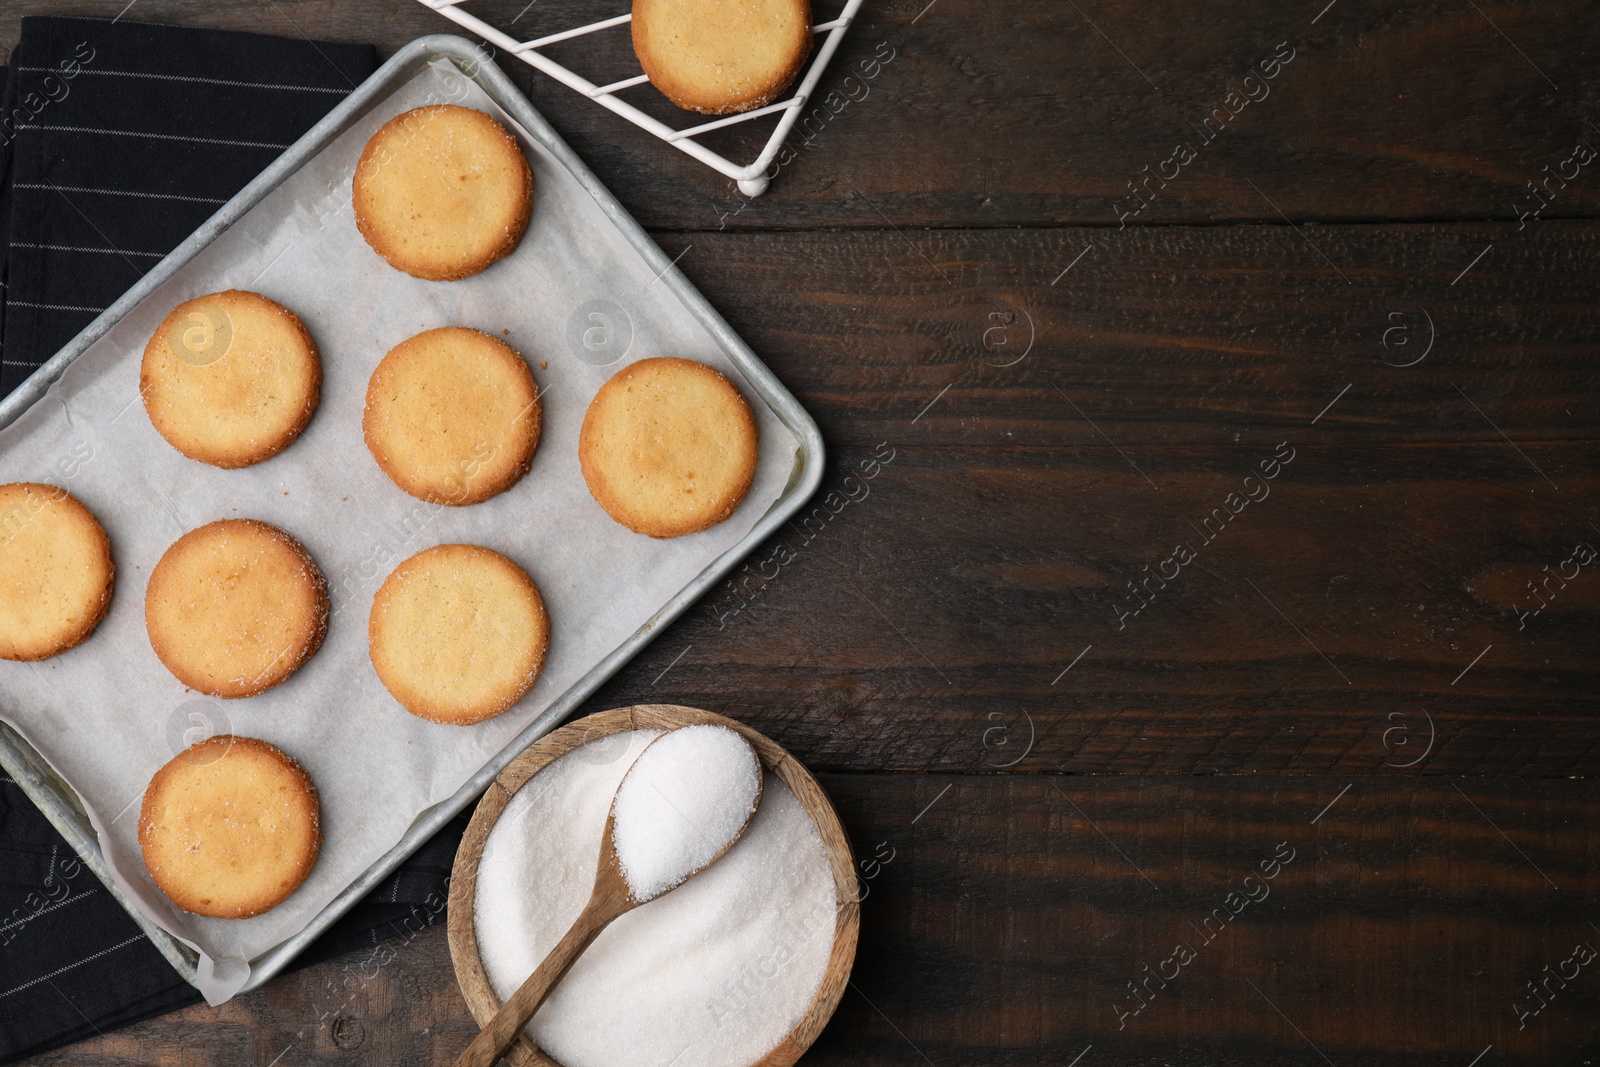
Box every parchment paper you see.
[0,60,797,1004]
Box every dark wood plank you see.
[1,3,1596,1066]
[562,220,1600,777]
[21,774,1600,1066]
[3,0,1598,229]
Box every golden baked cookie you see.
[0,483,114,661]
[368,544,548,725]
[141,290,321,469]
[352,105,533,281]
[138,735,320,919]
[363,327,541,506]
[632,0,813,114]
[579,357,759,538]
[145,519,328,698]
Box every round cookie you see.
[0,483,114,661]
[353,105,533,281]
[368,544,548,725]
[145,519,328,698]
[141,290,321,469]
[579,357,759,538]
[632,0,813,115]
[363,327,541,506]
[138,735,320,919]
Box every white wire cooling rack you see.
[416,0,862,195]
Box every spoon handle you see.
[454,891,628,1067]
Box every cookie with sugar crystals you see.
[0,483,114,661]
[368,544,548,725]
[353,104,533,281]
[579,357,759,538]
[141,289,321,469]
[138,735,320,919]
[145,519,328,698]
[362,327,541,506]
[632,0,813,115]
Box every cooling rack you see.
[416,0,863,195]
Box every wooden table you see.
[7,0,1598,1063]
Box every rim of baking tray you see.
[0,35,826,996]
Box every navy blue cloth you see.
[0,18,470,1063]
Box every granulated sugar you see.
[475,730,837,1067]
[611,725,762,901]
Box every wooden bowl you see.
[447,704,859,1067]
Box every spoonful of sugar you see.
[454,724,764,1067]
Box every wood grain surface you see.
[5,0,1598,1064]
[18,776,1600,1065]
[5,0,1599,230]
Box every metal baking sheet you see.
[0,35,823,996]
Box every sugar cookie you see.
[138,735,320,919]
[368,544,548,725]
[632,0,813,114]
[353,105,533,281]
[0,483,114,661]
[363,327,541,506]
[145,519,328,698]
[579,357,758,538]
[141,289,321,469]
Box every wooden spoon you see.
[453,727,764,1067]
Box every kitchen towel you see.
[0,16,467,1063]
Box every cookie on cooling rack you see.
[145,519,328,698]
[368,544,549,726]
[363,327,541,506]
[0,483,114,661]
[353,105,534,281]
[579,357,759,538]
[139,735,320,919]
[141,289,321,469]
[632,0,814,114]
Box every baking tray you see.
[0,34,823,996]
